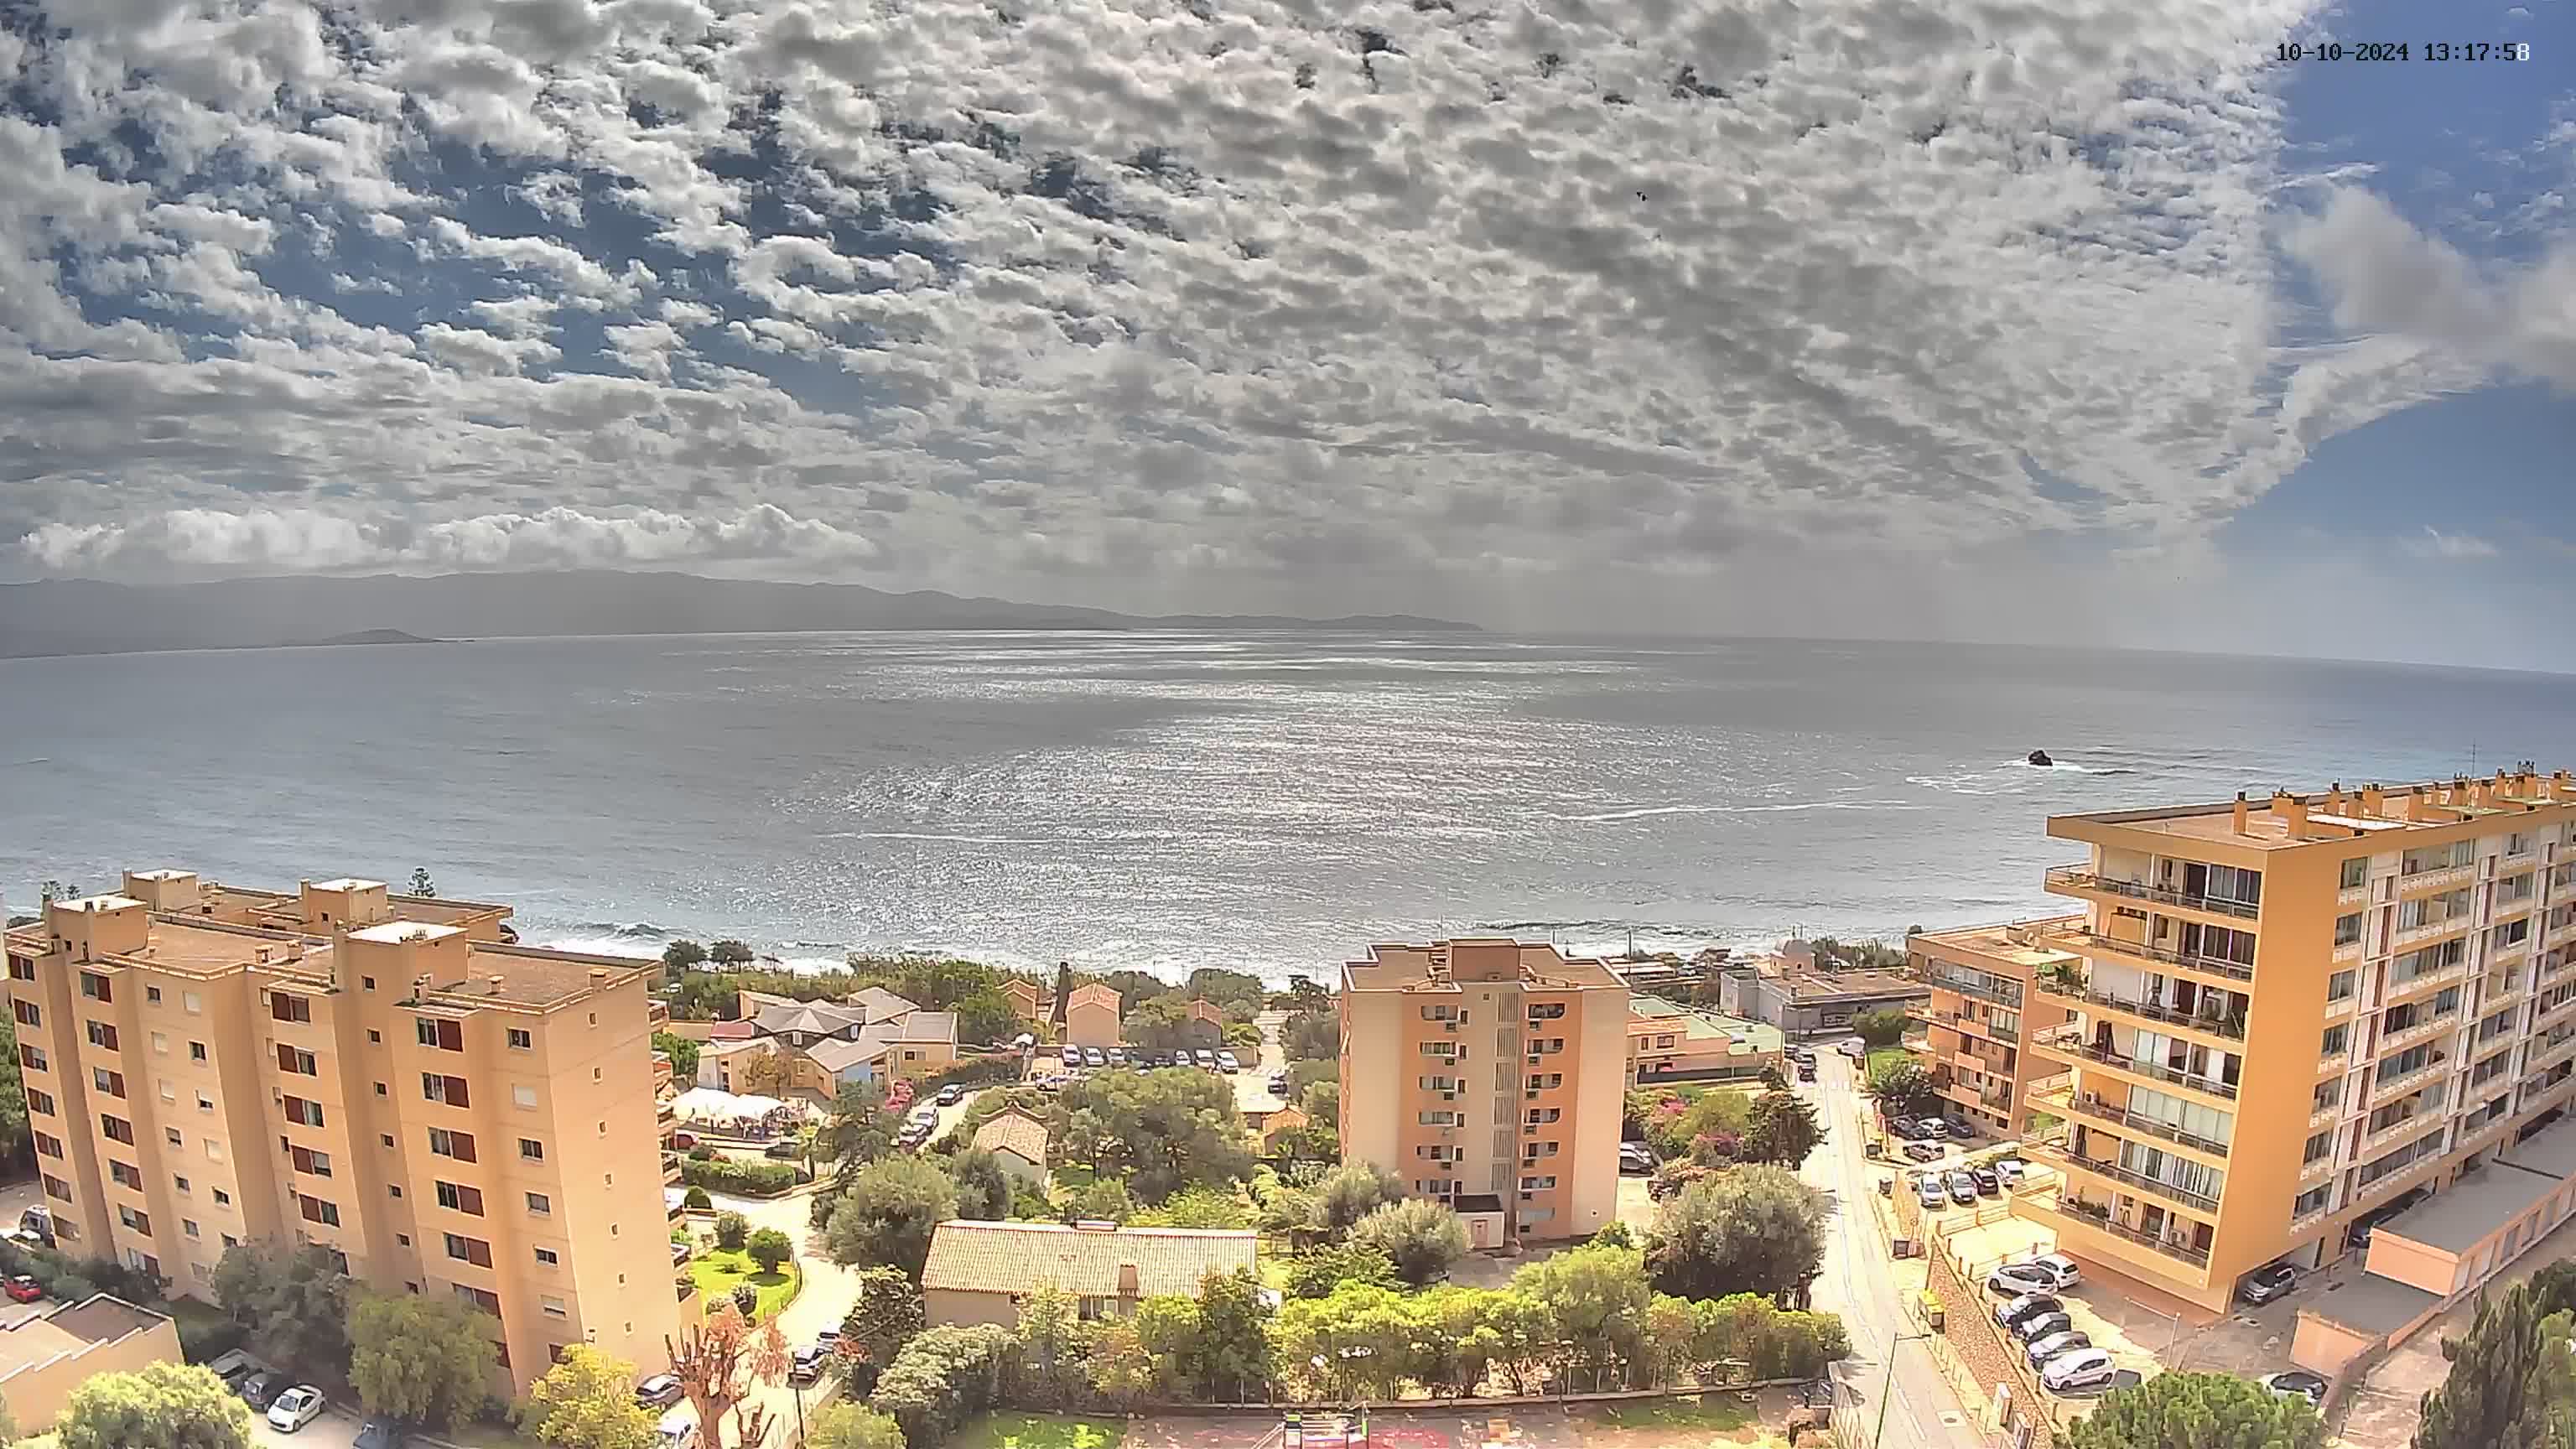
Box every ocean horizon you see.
[8,628,2574,983]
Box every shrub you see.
[869,1324,1013,1448]
[732,1283,759,1317]
[747,1228,794,1273]
[681,1158,799,1195]
[923,1055,1025,1089]
[683,1187,714,1211]
[715,1212,751,1251]
[689,1145,719,1161]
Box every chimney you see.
[2553,771,2573,801]
[487,974,505,995]
[2361,783,2385,818]
[2231,792,2249,834]
[2324,783,2344,815]
[2405,788,2432,823]
[2272,790,2309,839]
[589,967,610,983]
[1117,1263,1140,1298]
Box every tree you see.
[869,1323,1012,1446]
[55,1362,256,1449]
[1282,1008,1338,1062]
[824,1156,959,1277]
[709,938,756,966]
[948,1148,1012,1220]
[1124,994,1195,1052]
[1186,967,1268,1017]
[1350,1198,1470,1285]
[664,939,709,971]
[211,1239,353,1381]
[1047,1067,1253,1202]
[1851,1007,1909,1047]
[519,1344,659,1449]
[2070,1370,2323,1449]
[713,1210,750,1251]
[2515,1309,2576,1447]
[1285,1241,1398,1299]
[1137,1183,1250,1228]
[1179,1268,1275,1400]
[807,1404,907,1449]
[408,867,437,898]
[732,1047,789,1097]
[1299,1078,1340,1128]
[0,1016,27,1159]
[668,1305,788,1449]
[820,1078,899,1166]
[746,1227,793,1274]
[952,989,1020,1046]
[1512,1241,1653,1374]
[1098,969,1169,1015]
[1314,1160,1405,1233]
[1647,1166,1830,1304]
[39,879,80,904]
[1050,962,1074,1026]
[347,1291,496,1430]
[1013,1284,1083,1408]
[841,1266,927,1367]
[1742,1090,1825,1166]
[685,1187,713,1210]
[1862,1057,1941,1119]
[2414,1281,2551,1449]
[1062,1177,1137,1223]
[653,1031,702,1082]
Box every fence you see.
[1921,1214,2059,1449]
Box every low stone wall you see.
[1924,1227,2057,1449]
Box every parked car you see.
[1971,1166,2000,1196]
[2041,1348,2117,1393]
[2012,1311,2073,1346]
[1995,1293,2061,1330]
[1216,1049,1242,1072]
[1915,1177,1947,1210]
[1903,1141,1944,1163]
[1269,1072,1291,1095]
[2240,1261,2299,1304]
[671,1130,699,1150]
[814,1326,841,1349]
[2263,1369,2328,1407]
[1060,1045,1081,1066]
[2025,1330,2090,1368]
[636,1374,685,1408]
[1797,1062,1817,1082]
[1192,1049,1216,1067]
[1992,1157,2028,1186]
[936,1084,964,1105]
[1987,1263,2059,1299]
[1944,1118,1976,1140]
[1083,1047,1106,1068]
[763,1139,803,1160]
[1618,1143,1658,1174]
[1840,1036,1867,1057]
[239,1371,285,1410]
[789,1345,828,1385]
[3,1275,40,1303]
[1945,1171,1977,1206]
[2007,1253,2081,1291]
[2057,1368,2142,1399]
[267,1386,326,1433]
[353,1420,408,1449]
[656,1405,699,1449]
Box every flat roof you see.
[2376,1161,2564,1254]
[2506,1115,2576,1179]
[414,943,650,1010]
[2054,773,2576,852]
[2303,1273,2443,1336]
[126,917,317,974]
[309,877,384,892]
[60,894,145,913]
[1779,968,1924,1001]
[349,920,466,945]
[1343,939,1624,993]
[1914,919,2084,970]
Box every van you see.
[657,1405,699,1449]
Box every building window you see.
[444,1233,494,1268]
[417,1018,465,1052]
[423,1073,470,1107]
[182,991,201,1014]
[189,1040,207,1062]
[289,1145,333,1178]
[146,984,161,1003]
[284,1095,325,1128]
[151,1031,169,1055]
[534,1246,558,1265]
[79,971,111,1002]
[299,1196,340,1228]
[101,1114,134,1145]
[428,1128,478,1163]
[362,976,375,991]
[527,1192,551,1215]
[276,1045,317,1076]
[30,1131,60,1159]
[25,1088,53,1116]
[436,1182,486,1215]
[2320,1024,2350,1059]
[271,994,311,1024]
[174,1174,190,1192]
[110,1160,141,1189]
[514,1086,537,1109]
[508,1029,532,1050]
[214,1189,231,1206]
[519,1138,544,1161]
[85,1021,117,1051]
[541,1295,567,1317]
[184,1219,200,1239]
[91,1067,125,1098]
[2341,857,2369,891]
[205,1138,224,1162]
[13,1044,39,1073]
[118,1205,150,1233]
[2334,914,2362,948]
[8,1001,34,1028]
[165,1127,181,1145]
[390,1185,403,1198]
[6,956,30,981]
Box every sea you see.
[5,631,2574,983]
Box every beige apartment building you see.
[3,870,681,1392]
[1906,921,2077,1135]
[2015,771,2576,1317]
[1338,938,1627,1244]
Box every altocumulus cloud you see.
[0,0,2558,623]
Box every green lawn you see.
[688,1248,801,1322]
[1577,1393,1756,1432]
[1865,1046,1919,1078]
[950,1414,1127,1449]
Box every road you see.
[1797,1049,1985,1449]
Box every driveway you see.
[250,1405,368,1449]
[674,1183,860,1446]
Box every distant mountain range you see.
[0,572,1478,658]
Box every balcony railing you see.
[2391,917,2475,953]
[2049,927,2257,983]
[2029,1026,2241,1100]
[2047,1194,2216,1267]
[2026,1139,2221,1215]
[2044,869,2260,921]
[1924,974,2024,1009]
[2358,1112,2444,1160]
[2038,1086,2233,1159]
[2042,983,2249,1041]
[2371,1056,2453,1102]
[2398,863,2475,894]
[2376,1010,2462,1056]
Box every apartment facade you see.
[1338,938,1627,1243]
[2015,771,2576,1316]
[3,870,681,1392]
[1906,921,2077,1135]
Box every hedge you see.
[680,1157,800,1196]
[869,1323,1012,1448]
[923,1054,1025,1090]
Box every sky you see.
[1,0,2571,665]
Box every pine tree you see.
[2414,1284,2545,1449]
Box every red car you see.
[5,1275,42,1303]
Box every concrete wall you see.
[0,1300,182,1431]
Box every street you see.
[1796,1050,1985,1449]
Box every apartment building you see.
[1338,938,1627,1244]
[1906,921,2077,1135]
[2,870,681,1392]
[2016,770,2576,1317]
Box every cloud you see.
[2403,526,2501,559]
[2286,188,2576,391]
[0,0,2560,644]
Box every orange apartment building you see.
[3,870,682,1392]
[2013,771,2576,1317]
[1338,938,1628,1244]
[1906,921,2077,1135]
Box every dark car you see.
[1945,1171,1977,1206]
[2241,1262,2298,1303]
[763,1139,804,1160]
[636,1374,684,1408]
[1971,1166,2001,1196]
[1945,1119,1976,1140]
[1996,1293,2061,1329]
[2012,1311,2074,1345]
[352,1419,408,1449]
[239,1372,285,1410]
[1796,1062,1817,1082]
[936,1084,965,1105]
[2264,1369,2328,1407]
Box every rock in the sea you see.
[2027,750,2054,767]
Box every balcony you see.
[2298,1153,2335,1184]
[2038,979,2248,1042]
[2540,994,2576,1031]
[2310,1098,2344,1130]
[2047,925,2257,984]
[2021,1191,2214,1275]
[1919,1009,2002,1043]
[2391,917,2474,954]
[2028,1082,2231,1166]
[2528,1035,2576,1076]
[2371,1055,2454,1103]
[1922,974,2024,1010]
[2353,1151,2445,1209]
[2028,1025,2241,1103]
[2045,868,2262,922]
[2384,961,2470,1005]
[2358,1111,2445,1160]
[2375,1012,2461,1057]
[2457,1111,2514,1153]
[2024,1137,2221,1215]
[2398,863,2475,895]
[2334,938,2363,964]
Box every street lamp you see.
[1871,1331,1935,1448]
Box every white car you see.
[266,1385,325,1432]
[2041,1348,2115,1392]
[1992,1157,2028,1186]
[2013,1252,2081,1290]
[1987,1263,2061,1299]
